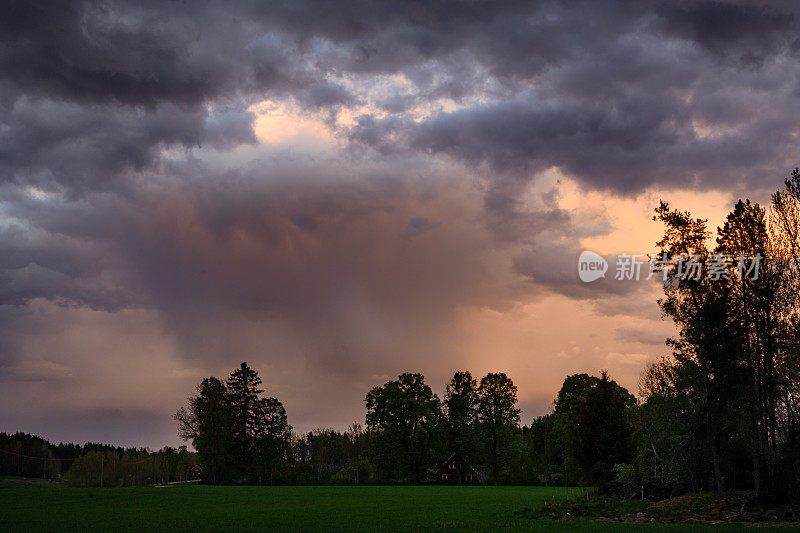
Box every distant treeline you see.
[176,361,639,489]
[1,431,142,478]
[63,447,198,487]
[0,432,198,487]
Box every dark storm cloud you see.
[2,0,800,444]
[0,155,516,331]
[2,0,305,107]
[355,90,798,195]
[2,0,528,109]
[0,98,214,191]
[343,0,800,194]
[4,0,800,194]
[4,0,797,102]
[657,1,797,64]
[1,0,795,305]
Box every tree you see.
[365,373,441,483]
[444,371,479,484]
[176,362,291,484]
[253,397,292,485]
[226,362,264,477]
[638,353,715,496]
[175,376,234,484]
[654,201,728,495]
[477,372,521,485]
[573,371,635,490]
[552,373,599,464]
[550,372,636,489]
[529,414,560,485]
[715,199,780,497]
[767,171,800,499]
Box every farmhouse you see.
[437,454,479,483]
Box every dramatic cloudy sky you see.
[2,0,799,448]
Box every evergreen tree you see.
[226,362,264,477]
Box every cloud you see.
[616,326,670,346]
[4,0,799,197]
[350,78,798,195]
[657,1,796,64]
[400,215,439,238]
[1,0,796,445]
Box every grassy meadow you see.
[1,483,770,531]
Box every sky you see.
[1,0,799,449]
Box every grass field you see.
[0,483,778,531]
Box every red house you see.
[438,453,478,483]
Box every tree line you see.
[63,447,198,487]
[175,362,641,488]
[528,172,800,501]
[278,370,637,489]
[0,431,198,487]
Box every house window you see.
[465,474,473,481]
[442,474,448,480]
[450,462,456,469]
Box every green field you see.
[0,484,768,531]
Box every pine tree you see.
[226,362,264,478]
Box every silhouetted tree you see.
[253,397,292,484]
[226,362,264,476]
[444,370,479,484]
[365,373,441,483]
[477,372,520,485]
[654,201,728,495]
[573,371,635,490]
[175,376,235,483]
